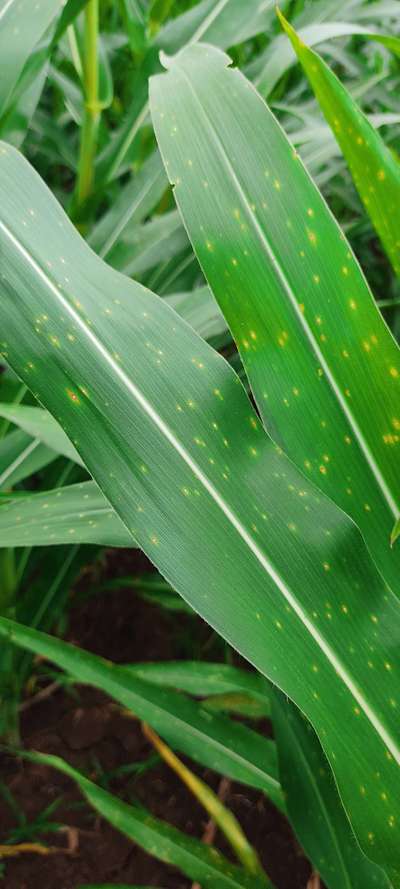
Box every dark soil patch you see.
[0,548,313,889]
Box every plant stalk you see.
[75,0,100,210]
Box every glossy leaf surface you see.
[150,43,400,596]
[0,143,400,866]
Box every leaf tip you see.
[390,517,400,548]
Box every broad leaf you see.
[0,616,282,806]
[22,751,272,889]
[150,43,400,597]
[0,143,400,867]
[96,0,280,185]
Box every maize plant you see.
[0,1,399,888]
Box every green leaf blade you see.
[0,480,132,547]
[278,13,400,276]
[22,751,271,889]
[1,142,400,868]
[0,616,283,807]
[271,689,392,889]
[150,42,400,597]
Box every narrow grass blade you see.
[153,0,279,55]
[1,143,400,866]
[0,617,283,807]
[143,723,263,875]
[255,22,374,96]
[279,13,400,275]
[150,43,400,595]
[21,751,272,889]
[127,660,269,704]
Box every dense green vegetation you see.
[0,1,399,886]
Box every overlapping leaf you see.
[21,751,272,889]
[271,689,392,889]
[0,143,400,867]
[0,403,82,464]
[278,14,400,276]
[0,616,283,806]
[0,481,131,548]
[150,43,400,597]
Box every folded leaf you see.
[150,43,400,596]
[126,660,269,703]
[0,142,400,867]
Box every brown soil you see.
[0,549,313,889]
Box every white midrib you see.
[0,0,16,23]
[177,69,399,520]
[0,436,40,487]
[1,217,399,767]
